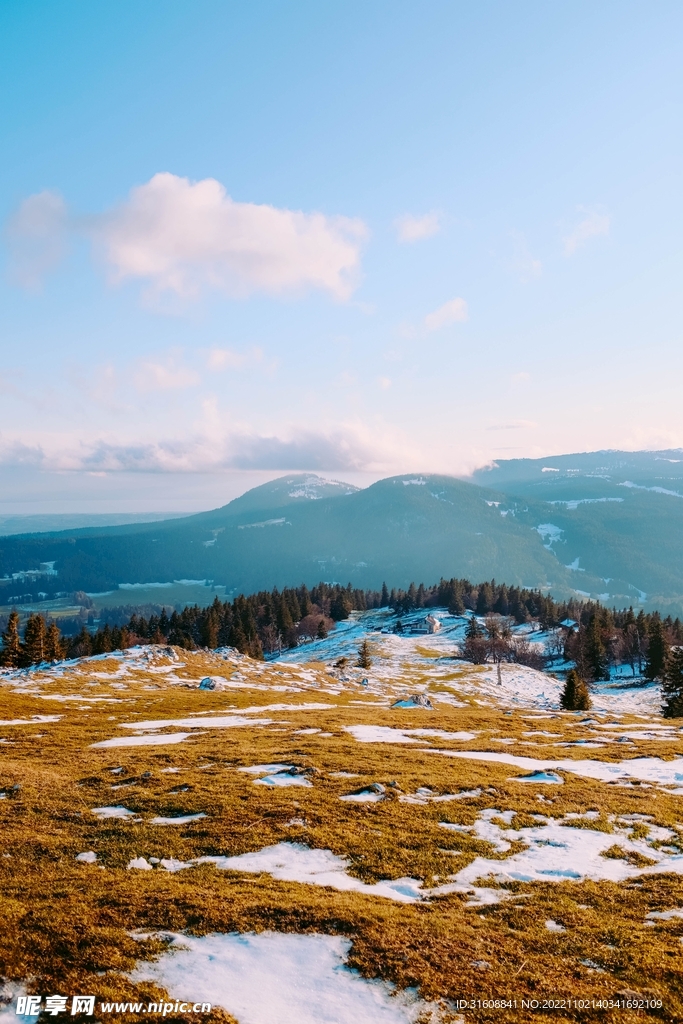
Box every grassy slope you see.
[1,638,682,1022]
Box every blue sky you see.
[2,1,682,511]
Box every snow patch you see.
[129,931,445,1024]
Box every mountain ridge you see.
[1,455,683,615]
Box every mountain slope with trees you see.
[2,452,683,615]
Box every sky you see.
[1,1,683,512]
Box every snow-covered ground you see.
[129,932,449,1024]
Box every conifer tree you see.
[277,595,294,634]
[662,646,683,718]
[357,639,372,669]
[560,669,591,711]
[645,616,667,681]
[0,611,21,668]
[585,615,609,681]
[316,618,328,639]
[462,614,488,664]
[45,621,64,662]
[22,614,47,666]
[380,582,389,607]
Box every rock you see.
[471,960,490,970]
[392,694,433,709]
[199,677,216,690]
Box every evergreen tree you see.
[585,615,609,681]
[645,616,667,681]
[662,646,683,718]
[560,669,592,711]
[380,582,389,607]
[357,639,372,669]
[69,626,93,659]
[330,590,352,621]
[316,618,328,639]
[276,595,294,634]
[45,621,65,662]
[22,614,47,666]
[462,614,488,664]
[476,582,494,615]
[0,611,21,668]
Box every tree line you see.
[1,577,682,695]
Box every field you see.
[1,612,682,1023]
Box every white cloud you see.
[133,355,200,392]
[0,418,420,476]
[5,190,68,289]
[424,297,468,332]
[377,376,392,390]
[394,211,441,243]
[91,172,367,300]
[511,371,531,385]
[563,207,610,256]
[205,347,265,371]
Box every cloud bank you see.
[7,174,368,301]
[0,423,410,475]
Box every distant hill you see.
[470,450,683,613]
[2,454,683,615]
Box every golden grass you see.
[0,644,682,1021]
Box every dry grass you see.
[0,643,682,1021]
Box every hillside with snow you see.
[1,610,682,1021]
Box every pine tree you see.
[357,639,372,669]
[476,582,493,615]
[316,618,328,639]
[462,615,488,664]
[69,626,92,659]
[560,669,592,711]
[277,595,294,634]
[645,616,667,681]
[585,615,609,681]
[662,646,683,718]
[330,591,352,621]
[45,621,64,662]
[380,582,389,607]
[0,611,21,668]
[22,614,47,666]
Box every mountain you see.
[0,472,574,602]
[471,450,683,613]
[2,454,683,615]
